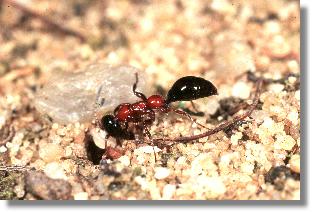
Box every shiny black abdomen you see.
[166,76,218,103]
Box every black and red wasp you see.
[98,72,263,160]
[99,74,216,140]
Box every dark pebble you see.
[265,166,300,191]
[25,171,72,200]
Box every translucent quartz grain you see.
[35,63,150,124]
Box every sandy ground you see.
[0,0,300,200]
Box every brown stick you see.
[154,79,263,145]
[3,0,87,42]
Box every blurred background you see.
[0,0,299,89]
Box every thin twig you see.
[154,79,264,145]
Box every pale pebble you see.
[44,162,67,180]
[118,155,130,167]
[232,82,251,99]
[295,90,300,101]
[230,132,243,146]
[176,156,187,165]
[289,154,300,173]
[35,64,150,124]
[90,128,116,149]
[287,60,299,73]
[0,146,7,153]
[39,143,64,163]
[268,83,285,93]
[154,167,170,180]
[287,110,299,125]
[134,176,148,190]
[262,117,275,129]
[266,35,291,58]
[274,134,296,151]
[288,76,297,84]
[251,110,270,124]
[134,146,161,154]
[162,184,176,200]
[211,0,236,15]
[64,146,73,157]
[74,192,89,200]
[240,162,254,174]
[136,154,146,165]
[202,176,226,198]
[264,21,281,35]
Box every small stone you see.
[246,184,258,194]
[265,35,291,58]
[90,128,116,149]
[25,171,72,200]
[64,146,73,157]
[295,91,300,101]
[162,184,176,200]
[56,127,67,136]
[118,155,130,166]
[74,192,89,200]
[219,153,234,170]
[255,55,271,71]
[232,82,251,99]
[262,117,275,129]
[0,146,7,153]
[176,156,187,165]
[264,21,281,35]
[211,0,236,15]
[134,176,148,190]
[251,110,270,124]
[268,83,285,93]
[287,110,299,125]
[62,159,77,175]
[149,181,161,199]
[287,60,299,73]
[288,76,297,84]
[52,123,59,130]
[289,154,300,173]
[35,63,151,124]
[44,162,67,180]
[135,145,162,154]
[274,134,296,151]
[240,162,254,174]
[203,177,226,198]
[154,167,170,180]
[230,132,243,146]
[39,143,64,163]
[74,131,86,144]
[136,154,146,165]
